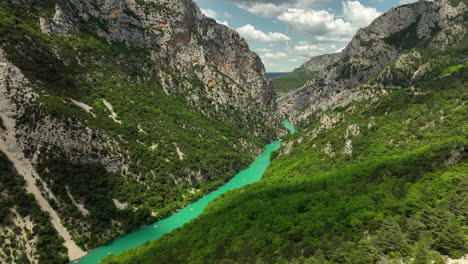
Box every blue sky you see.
[194,0,419,72]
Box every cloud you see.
[294,43,341,57]
[235,24,291,42]
[262,52,288,59]
[257,48,273,52]
[200,8,230,27]
[278,9,355,42]
[237,3,286,17]
[399,0,419,5]
[229,0,322,6]
[343,1,382,28]
[200,8,218,19]
[224,0,385,71]
[232,0,325,17]
[216,20,230,26]
[277,1,381,42]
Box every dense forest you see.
[102,48,468,264]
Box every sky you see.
[193,0,421,72]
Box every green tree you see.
[349,239,380,264]
[373,217,407,254]
[413,232,432,264]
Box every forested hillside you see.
[102,0,468,263]
[269,70,319,95]
[0,0,281,262]
[270,53,340,95]
[102,57,468,264]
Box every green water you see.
[283,118,297,134]
[70,119,297,264]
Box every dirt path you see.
[0,54,86,260]
[0,118,86,260]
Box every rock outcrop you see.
[279,0,467,121]
[295,53,341,74]
[36,0,276,121]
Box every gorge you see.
[0,0,467,263]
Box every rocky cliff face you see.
[102,1,468,263]
[295,53,341,74]
[37,0,277,124]
[279,0,467,121]
[0,0,280,262]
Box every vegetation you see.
[450,0,468,7]
[0,152,68,263]
[0,0,272,253]
[269,70,319,95]
[1,0,467,263]
[102,65,467,263]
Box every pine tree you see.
[413,232,432,264]
[373,217,406,254]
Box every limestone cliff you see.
[279,0,467,121]
[36,0,278,129]
[0,0,280,262]
[294,53,341,74]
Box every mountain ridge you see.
[0,0,282,262]
[102,0,468,263]
[279,0,466,121]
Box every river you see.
[71,119,295,264]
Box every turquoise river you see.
[72,119,296,264]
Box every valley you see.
[0,0,466,263]
[71,122,287,264]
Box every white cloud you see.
[287,58,300,62]
[257,48,273,52]
[278,8,355,42]
[233,0,325,17]
[200,8,217,19]
[238,3,286,17]
[216,20,230,26]
[294,43,340,57]
[224,0,385,71]
[200,9,230,27]
[235,24,291,42]
[343,1,382,28]
[399,0,419,5]
[277,1,381,42]
[336,47,345,53]
[262,52,288,59]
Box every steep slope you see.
[279,0,466,119]
[104,68,468,264]
[271,53,340,95]
[0,151,69,263]
[0,0,281,262]
[102,0,468,263]
[295,53,341,73]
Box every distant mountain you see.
[269,70,319,95]
[295,53,341,73]
[270,53,340,95]
[266,72,288,79]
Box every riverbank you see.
[71,140,284,263]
